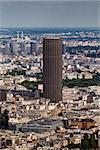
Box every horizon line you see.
[0,27,100,29]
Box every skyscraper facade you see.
[43,37,62,102]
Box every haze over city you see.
[0,0,100,28]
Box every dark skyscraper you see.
[30,41,37,54]
[43,37,62,102]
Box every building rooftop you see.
[43,36,61,40]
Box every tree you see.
[89,134,97,149]
[1,109,9,129]
[81,133,90,149]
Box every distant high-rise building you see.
[10,42,13,54]
[62,43,66,54]
[21,31,24,42]
[10,41,18,55]
[30,41,37,54]
[43,37,62,102]
[17,31,20,43]
[19,42,26,55]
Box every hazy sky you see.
[0,0,100,28]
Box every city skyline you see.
[0,1,100,28]
[0,16,100,149]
